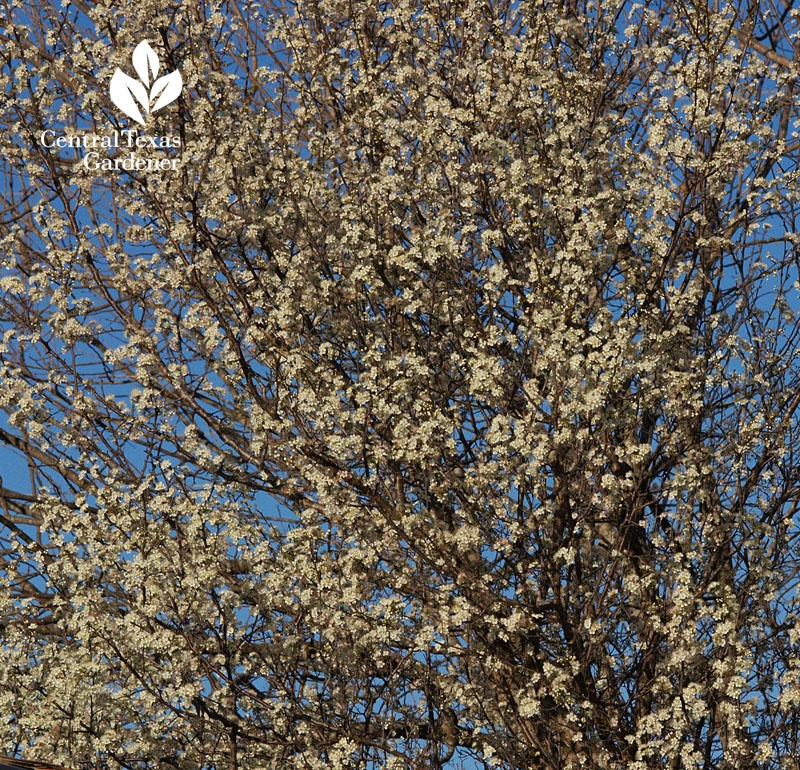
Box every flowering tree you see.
[2,0,800,768]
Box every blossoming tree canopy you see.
[1,1,800,769]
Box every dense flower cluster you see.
[1,1,800,769]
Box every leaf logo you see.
[110,41,182,126]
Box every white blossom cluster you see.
[1,1,800,769]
